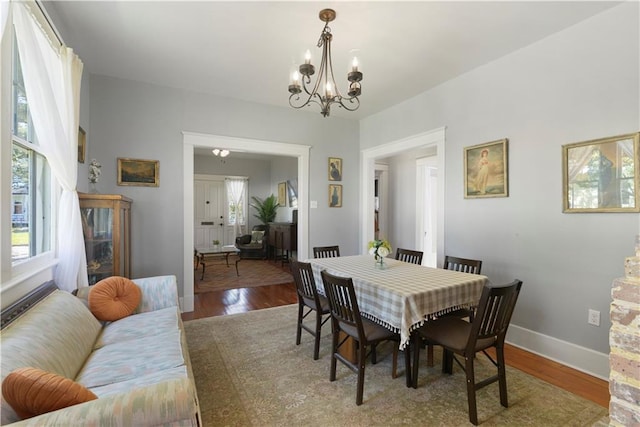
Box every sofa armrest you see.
[8,378,199,426]
[132,275,179,314]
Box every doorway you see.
[182,132,311,313]
[360,127,445,261]
[416,156,438,267]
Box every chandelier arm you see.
[335,96,361,111]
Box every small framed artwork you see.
[328,157,342,181]
[277,182,287,206]
[464,138,509,198]
[562,132,639,213]
[329,184,342,207]
[78,127,86,164]
[117,158,159,187]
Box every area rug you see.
[195,259,293,293]
[184,305,608,426]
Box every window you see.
[225,178,248,233]
[10,35,52,263]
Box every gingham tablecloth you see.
[308,255,487,350]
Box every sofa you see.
[0,275,201,426]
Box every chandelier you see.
[288,9,362,117]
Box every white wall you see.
[361,3,639,376]
[85,75,360,299]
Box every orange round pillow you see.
[2,367,97,419]
[88,276,141,321]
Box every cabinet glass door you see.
[82,207,114,285]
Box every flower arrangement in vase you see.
[368,239,392,268]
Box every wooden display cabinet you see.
[79,193,132,285]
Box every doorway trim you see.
[360,127,446,258]
[182,131,310,312]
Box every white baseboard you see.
[506,325,609,381]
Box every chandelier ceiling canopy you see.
[288,9,362,118]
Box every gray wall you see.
[84,75,360,296]
[361,3,639,355]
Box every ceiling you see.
[45,1,618,121]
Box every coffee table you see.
[196,245,240,280]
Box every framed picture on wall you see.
[464,138,509,198]
[278,182,287,206]
[78,127,86,164]
[117,158,160,187]
[562,132,639,213]
[329,184,342,207]
[328,157,342,181]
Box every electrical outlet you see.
[588,309,600,326]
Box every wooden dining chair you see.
[412,279,523,425]
[443,255,482,274]
[442,255,483,321]
[395,248,423,265]
[321,270,404,405]
[313,245,341,258]
[291,260,331,360]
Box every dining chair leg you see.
[313,310,322,360]
[295,303,304,345]
[442,349,454,374]
[465,355,479,425]
[356,341,367,405]
[391,346,399,378]
[330,326,339,382]
[497,345,509,408]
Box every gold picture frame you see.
[329,184,342,207]
[464,139,509,199]
[78,127,86,164]
[117,158,159,187]
[328,157,342,181]
[562,132,639,213]
[277,182,287,206]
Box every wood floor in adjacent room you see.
[182,268,610,410]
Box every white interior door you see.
[417,156,438,267]
[194,177,224,248]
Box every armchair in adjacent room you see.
[235,225,268,259]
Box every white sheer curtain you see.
[13,2,88,291]
[225,178,247,237]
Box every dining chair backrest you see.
[321,270,364,337]
[395,248,423,265]
[467,280,522,353]
[313,245,341,258]
[443,255,482,274]
[291,260,321,307]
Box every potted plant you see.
[212,239,220,250]
[250,194,279,226]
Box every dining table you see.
[307,254,488,385]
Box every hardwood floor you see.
[182,281,610,409]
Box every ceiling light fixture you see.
[288,9,362,118]
[212,149,230,158]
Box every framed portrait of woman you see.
[464,139,509,199]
